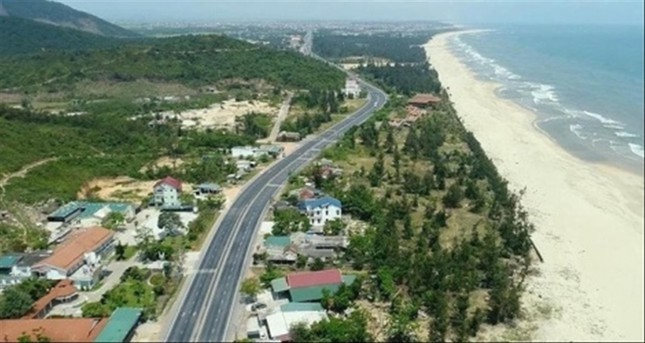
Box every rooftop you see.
[286,269,342,289]
[280,302,324,312]
[264,236,291,248]
[298,196,342,210]
[270,277,290,293]
[154,176,182,191]
[48,201,133,220]
[34,227,114,272]
[0,255,20,269]
[0,318,108,342]
[408,93,441,105]
[93,307,142,343]
[289,284,341,302]
[23,279,78,319]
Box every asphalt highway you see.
[165,81,387,342]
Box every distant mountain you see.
[0,15,121,55]
[0,0,138,38]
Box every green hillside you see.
[0,16,122,56]
[0,0,138,38]
[0,34,345,91]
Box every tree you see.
[427,291,449,342]
[323,218,344,236]
[403,213,413,240]
[240,277,261,301]
[115,242,126,260]
[0,287,33,319]
[310,257,325,271]
[157,211,183,233]
[443,183,464,208]
[368,153,385,187]
[296,254,308,269]
[81,302,111,318]
[403,128,419,159]
[451,292,470,342]
[102,212,125,230]
[272,208,310,235]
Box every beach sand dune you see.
[425,31,644,341]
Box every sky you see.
[57,0,645,25]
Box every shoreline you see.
[425,30,644,341]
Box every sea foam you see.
[629,143,645,159]
[569,124,588,140]
[614,131,639,138]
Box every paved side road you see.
[165,80,387,342]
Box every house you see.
[0,252,51,288]
[306,235,348,250]
[194,183,222,196]
[0,307,142,343]
[270,269,356,303]
[272,200,293,212]
[277,131,301,142]
[408,93,441,108]
[32,227,114,289]
[47,201,135,229]
[231,146,266,159]
[298,196,342,228]
[262,236,297,265]
[342,78,361,98]
[263,303,327,341]
[236,160,256,172]
[0,318,109,342]
[259,144,285,158]
[92,307,143,343]
[153,176,182,208]
[22,280,78,319]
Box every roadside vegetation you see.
[254,31,536,342]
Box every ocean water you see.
[449,24,645,174]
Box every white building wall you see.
[154,184,180,207]
[306,204,341,227]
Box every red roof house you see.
[286,269,343,289]
[154,176,182,191]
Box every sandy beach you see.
[425,31,644,341]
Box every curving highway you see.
[165,80,387,342]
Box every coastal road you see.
[165,81,386,342]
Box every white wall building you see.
[153,176,182,208]
[298,196,342,228]
[343,78,361,98]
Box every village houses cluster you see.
[0,143,288,342]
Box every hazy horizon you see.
[56,0,645,26]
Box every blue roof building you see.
[298,196,342,228]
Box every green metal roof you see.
[280,302,324,312]
[94,307,142,342]
[289,284,340,302]
[49,201,133,220]
[342,274,357,285]
[0,255,20,269]
[271,277,289,293]
[264,236,291,248]
[48,201,84,219]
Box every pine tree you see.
[403,128,419,159]
[403,212,413,240]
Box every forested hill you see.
[0,34,345,91]
[0,0,138,38]
[0,16,122,56]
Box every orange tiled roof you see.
[34,227,113,272]
[22,280,78,319]
[0,318,108,342]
